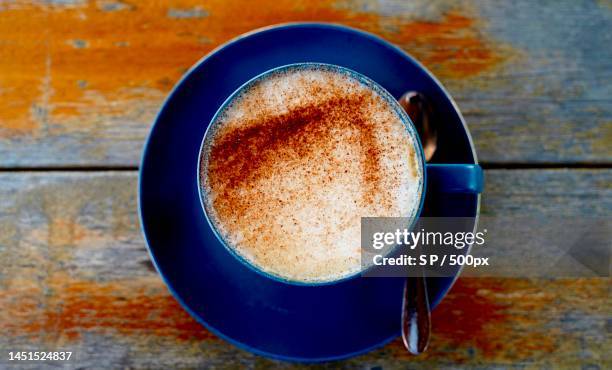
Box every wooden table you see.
[1,1,610,368]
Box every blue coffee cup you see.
[141,23,484,360]
[197,62,483,286]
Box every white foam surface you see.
[201,65,423,283]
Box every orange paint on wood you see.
[386,277,612,362]
[2,270,608,362]
[1,278,216,342]
[387,278,516,361]
[382,12,507,79]
[0,1,509,137]
[47,217,88,247]
[430,278,508,351]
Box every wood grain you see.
[1,170,610,368]
[0,0,610,166]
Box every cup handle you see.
[426,164,483,193]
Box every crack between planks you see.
[480,162,612,170]
[0,166,138,172]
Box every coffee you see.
[199,64,423,283]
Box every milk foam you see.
[200,65,423,283]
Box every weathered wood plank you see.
[0,0,610,166]
[0,169,610,368]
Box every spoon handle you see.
[401,273,431,355]
[399,91,434,355]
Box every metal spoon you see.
[400,92,437,162]
[398,92,437,355]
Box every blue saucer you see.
[139,23,479,362]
